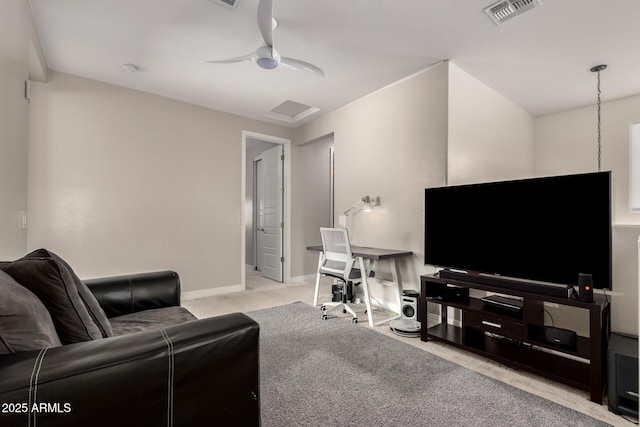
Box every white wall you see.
[535,94,640,335]
[292,61,539,300]
[536,94,640,225]
[27,72,292,292]
[448,63,535,184]
[294,62,450,298]
[290,134,334,278]
[612,225,640,336]
[0,0,43,259]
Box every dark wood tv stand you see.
[420,273,610,404]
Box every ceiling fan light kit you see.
[257,57,278,70]
[256,46,280,70]
[206,0,324,76]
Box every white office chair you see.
[316,227,373,323]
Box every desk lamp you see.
[339,196,374,227]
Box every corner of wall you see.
[447,61,535,185]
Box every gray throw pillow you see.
[0,270,61,354]
[2,255,104,344]
[26,249,113,338]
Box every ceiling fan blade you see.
[257,0,274,47]
[280,57,325,77]
[205,52,255,64]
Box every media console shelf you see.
[419,273,610,404]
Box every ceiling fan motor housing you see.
[256,46,280,69]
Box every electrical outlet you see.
[19,210,27,230]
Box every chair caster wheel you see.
[343,309,347,314]
[322,314,328,320]
[352,318,358,323]
[320,305,326,311]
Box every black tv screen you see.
[424,172,612,289]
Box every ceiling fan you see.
[206,0,324,76]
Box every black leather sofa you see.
[0,255,260,427]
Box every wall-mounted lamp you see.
[344,196,374,215]
[339,196,376,227]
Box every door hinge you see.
[281,222,284,228]
[280,256,284,263]
[281,154,284,160]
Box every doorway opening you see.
[242,131,291,289]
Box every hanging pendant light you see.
[590,64,607,172]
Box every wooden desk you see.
[307,245,413,327]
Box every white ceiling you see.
[30,0,640,127]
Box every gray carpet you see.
[248,302,609,427]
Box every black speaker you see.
[608,334,639,417]
[578,273,595,303]
[401,290,419,321]
[542,326,577,348]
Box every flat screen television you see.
[424,171,612,290]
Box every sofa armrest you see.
[0,313,260,427]
[84,270,181,318]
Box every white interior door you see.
[260,145,283,282]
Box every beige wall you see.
[27,72,292,292]
[448,63,535,184]
[290,134,334,278]
[536,94,640,224]
[0,0,39,259]
[11,3,637,330]
[294,62,450,300]
[535,94,640,335]
[292,61,538,300]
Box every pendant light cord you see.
[596,69,602,172]
[591,64,607,172]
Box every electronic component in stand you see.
[485,331,523,347]
[424,281,469,302]
[481,295,523,315]
[541,326,577,348]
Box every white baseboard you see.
[182,284,244,301]
[182,274,316,301]
[288,274,317,283]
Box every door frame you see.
[252,154,263,273]
[241,131,291,289]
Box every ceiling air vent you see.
[210,0,241,10]
[265,100,319,124]
[484,0,541,25]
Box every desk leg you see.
[359,256,375,327]
[313,252,323,307]
[373,258,403,326]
